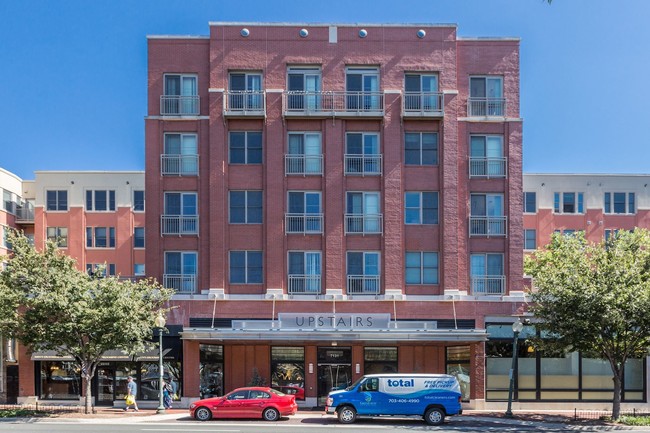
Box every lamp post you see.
[154,312,166,414]
[505,318,524,418]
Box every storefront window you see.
[364,347,397,374]
[40,361,81,400]
[271,347,305,400]
[115,363,137,400]
[139,361,182,402]
[200,344,224,399]
[446,346,470,401]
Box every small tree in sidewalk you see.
[0,231,174,413]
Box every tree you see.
[524,230,650,419]
[0,231,174,413]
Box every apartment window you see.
[163,74,198,115]
[133,190,145,211]
[286,132,322,174]
[134,227,145,248]
[524,229,537,250]
[86,190,116,212]
[287,67,322,110]
[229,72,263,110]
[524,192,536,213]
[404,73,439,111]
[134,263,145,276]
[163,133,198,175]
[346,251,380,294]
[163,192,198,235]
[288,251,321,294]
[164,251,198,292]
[229,131,262,164]
[605,229,620,242]
[46,190,68,211]
[470,194,506,236]
[405,192,438,225]
[469,135,505,177]
[86,263,116,277]
[469,76,504,116]
[470,253,505,295]
[46,227,68,247]
[604,192,635,214]
[405,132,437,166]
[346,192,382,234]
[229,251,263,284]
[86,227,116,248]
[287,191,321,233]
[3,189,15,213]
[345,132,381,175]
[229,191,262,224]
[405,252,439,285]
[346,67,380,111]
[554,192,584,214]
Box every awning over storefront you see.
[31,348,171,362]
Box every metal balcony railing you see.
[283,91,384,116]
[347,275,381,295]
[161,154,199,176]
[285,154,323,175]
[344,154,382,175]
[288,275,322,294]
[469,216,507,237]
[223,90,266,116]
[467,97,506,117]
[402,92,444,117]
[471,275,506,295]
[345,214,383,235]
[285,214,323,234]
[160,95,200,116]
[161,215,199,235]
[469,157,507,178]
[15,206,35,222]
[163,274,197,293]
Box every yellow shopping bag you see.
[125,395,135,406]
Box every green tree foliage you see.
[0,231,174,413]
[525,230,650,419]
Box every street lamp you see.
[154,311,166,414]
[505,318,524,418]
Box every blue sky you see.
[1,0,649,180]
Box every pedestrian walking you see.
[162,379,173,409]
[124,376,139,412]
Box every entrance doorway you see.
[95,364,115,405]
[6,366,18,404]
[317,347,352,406]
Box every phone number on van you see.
[388,398,420,404]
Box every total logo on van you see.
[387,379,414,387]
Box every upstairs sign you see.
[278,313,391,330]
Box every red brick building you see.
[145,22,524,409]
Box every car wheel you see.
[424,407,445,426]
[194,406,212,421]
[262,407,280,421]
[337,406,357,424]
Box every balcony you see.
[402,92,444,118]
[347,275,380,295]
[163,274,196,293]
[285,154,323,175]
[283,91,384,117]
[161,154,199,176]
[15,206,35,223]
[471,275,506,295]
[467,97,506,117]
[160,95,200,116]
[223,91,266,117]
[285,214,323,234]
[345,214,383,235]
[469,157,507,178]
[344,155,382,176]
[469,216,507,237]
[288,275,321,295]
[161,215,199,235]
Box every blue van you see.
[325,373,462,425]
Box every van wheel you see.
[337,406,357,424]
[424,407,445,425]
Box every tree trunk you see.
[84,371,93,414]
[612,373,622,420]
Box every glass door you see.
[96,364,115,405]
[317,347,352,406]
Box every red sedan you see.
[190,387,298,421]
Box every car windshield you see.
[269,388,285,396]
[345,376,365,391]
